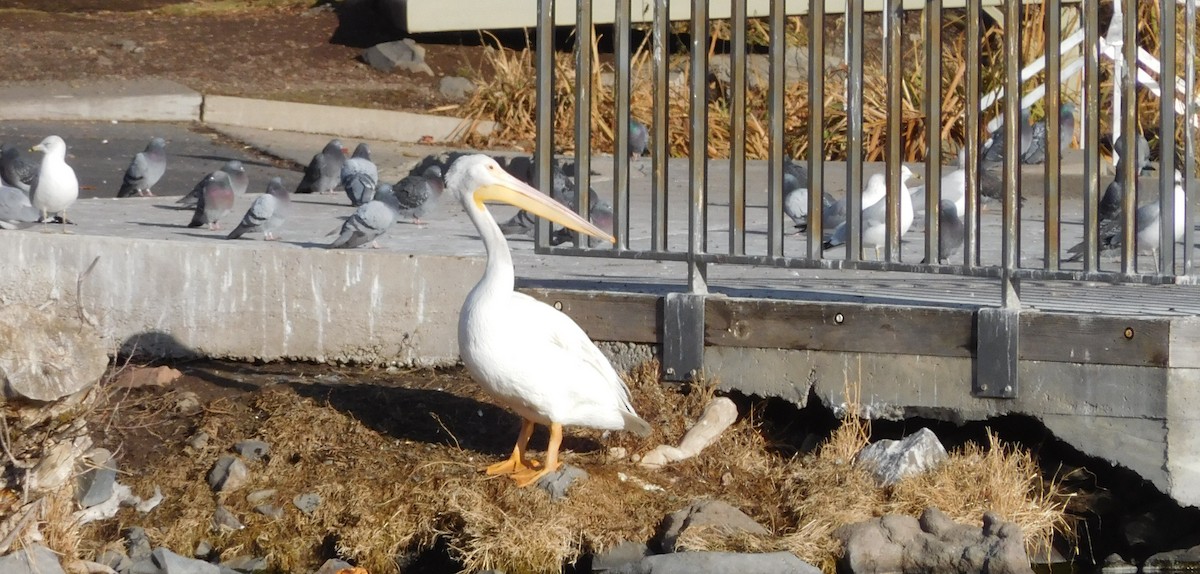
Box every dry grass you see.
[80,364,1071,573]
[155,0,315,16]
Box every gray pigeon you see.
[500,160,576,236]
[629,119,649,158]
[188,171,236,230]
[1114,131,1154,175]
[1071,170,1185,269]
[227,177,290,240]
[1020,104,1075,165]
[933,199,965,263]
[780,158,837,232]
[980,108,1033,163]
[1098,160,1133,224]
[116,137,167,197]
[328,185,401,249]
[0,184,41,229]
[0,143,37,194]
[394,165,444,224]
[550,197,614,247]
[178,160,247,207]
[295,139,346,194]
[341,143,379,206]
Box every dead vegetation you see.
[59,361,1074,573]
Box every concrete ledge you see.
[0,79,201,122]
[202,95,495,144]
[0,232,481,366]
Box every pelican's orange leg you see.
[512,422,562,487]
[485,419,542,476]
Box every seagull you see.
[980,108,1033,164]
[178,160,247,207]
[448,154,651,488]
[342,143,379,206]
[629,119,649,158]
[1070,170,1186,271]
[0,143,38,194]
[227,177,290,241]
[328,184,400,249]
[823,167,915,259]
[116,137,167,197]
[295,139,347,195]
[187,171,235,231]
[29,136,79,225]
[394,165,444,225]
[0,184,41,229]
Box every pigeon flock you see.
[0,105,1182,267]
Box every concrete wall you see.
[0,233,481,366]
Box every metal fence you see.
[531,0,1200,299]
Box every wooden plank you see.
[520,288,659,343]
[1021,314,1170,367]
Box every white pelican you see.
[446,154,652,488]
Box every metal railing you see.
[531,0,1200,292]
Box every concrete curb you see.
[0,79,202,123]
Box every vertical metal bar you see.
[924,0,942,265]
[806,0,825,260]
[651,0,669,252]
[1044,0,1062,269]
[1160,0,1177,275]
[964,0,981,267]
[689,0,709,293]
[1082,0,1100,272]
[846,0,865,260]
[1187,0,1197,275]
[767,0,786,258]
[730,0,747,256]
[535,0,555,249]
[1001,0,1021,306]
[885,0,903,261]
[614,0,632,251]
[574,0,593,249]
[1119,0,1138,273]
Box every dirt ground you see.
[0,0,485,113]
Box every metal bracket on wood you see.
[974,306,1020,398]
[662,292,705,382]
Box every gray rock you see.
[1144,544,1200,572]
[220,555,268,572]
[293,492,321,516]
[232,440,270,463]
[246,489,276,505]
[77,453,119,508]
[253,504,284,519]
[855,427,948,486]
[363,39,433,75]
[1100,553,1138,574]
[592,540,651,572]
[125,526,153,561]
[837,508,1031,574]
[99,549,132,573]
[187,432,210,450]
[0,545,67,574]
[141,547,220,574]
[213,506,245,532]
[657,500,770,553]
[536,463,588,501]
[315,558,355,574]
[207,455,249,492]
[439,76,477,102]
[610,551,818,574]
[0,304,108,402]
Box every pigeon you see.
[1114,131,1154,175]
[394,165,444,224]
[550,197,615,247]
[779,158,838,233]
[1070,170,1185,271]
[0,143,37,194]
[328,185,401,249]
[980,108,1033,164]
[499,160,580,236]
[188,171,236,230]
[178,160,247,207]
[227,177,290,240]
[629,119,649,158]
[0,184,41,229]
[29,136,79,224]
[1020,104,1074,165]
[823,167,915,259]
[931,199,965,264]
[295,139,347,194]
[341,143,379,206]
[1098,160,1133,224]
[822,170,888,241]
[116,137,167,197]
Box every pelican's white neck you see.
[463,192,515,297]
